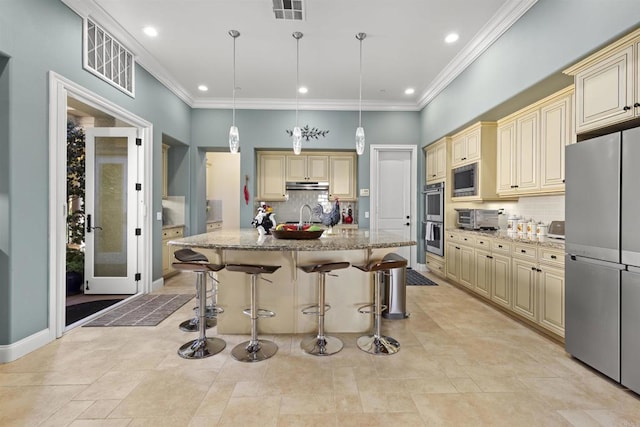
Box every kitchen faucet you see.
[299,204,313,229]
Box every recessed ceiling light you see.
[405,88,415,95]
[198,85,208,92]
[298,86,308,94]
[143,26,158,37]
[445,33,459,44]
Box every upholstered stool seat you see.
[226,263,281,362]
[298,261,350,356]
[353,257,407,355]
[172,249,226,359]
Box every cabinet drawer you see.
[206,222,222,232]
[162,227,184,240]
[458,234,473,245]
[446,232,461,243]
[474,236,491,249]
[538,248,564,266]
[491,240,511,254]
[426,257,445,277]
[513,243,537,260]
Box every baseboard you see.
[415,262,427,271]
[151,277,164,292]
[0,328,52,363]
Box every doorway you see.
[370,145,418,267]
[205,152,241,229]
[49,72,153,338]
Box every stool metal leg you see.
[357,270,400,355]
[179,275,217,331]
[232,273,278,362]
[178,271,226,359]
[301,272,343,356]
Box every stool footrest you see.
[301,304,331,315]
[357,303,387,314]
[242,308,276,318]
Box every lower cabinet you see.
[426,253,446,277]
[445,231,565,338]
[162,226,184,278]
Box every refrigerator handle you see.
[567,254,626,270]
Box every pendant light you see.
[355,32,366,156]
[292,31,303,155]
[228,30,240,154]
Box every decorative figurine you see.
[252,203,276,235]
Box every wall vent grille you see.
[272,0,305,20]
[83,18,135,97]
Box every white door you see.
[84,127,140,294]
[372,147,416,266]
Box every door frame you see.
[48,71,153,339]
[369,144,418,267]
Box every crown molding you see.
[61,0,194,106]
[192,98,420,112]
[417,0,538,109]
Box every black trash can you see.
[381,253,409,319]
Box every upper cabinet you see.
[257,153,287,201]
[564,28,640,134]
[425,137,448,183]
[496,87,574,197]
[329,154,357,201]
[286,155,329,182]
[450,122,500,201]
[257,151,356,201]
[451,127,481,167]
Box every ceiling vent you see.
[272,0,305,20]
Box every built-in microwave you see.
[452,162,477,197]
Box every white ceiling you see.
[62,0,537,110]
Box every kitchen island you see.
[169,229,416,334]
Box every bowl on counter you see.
[271,229,324,240]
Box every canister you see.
[527,219,536,236]
[517,219,527,235]
[507,215,518,231]
[537,222,548,236]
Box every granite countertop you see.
[447,228,565,250]
[168,228,416,252]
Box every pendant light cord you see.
[295,35,300,126]
[358,36,362,127]
[232,34,237,126]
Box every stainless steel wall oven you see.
[423,182,444,256]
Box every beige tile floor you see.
[1,271,639,426]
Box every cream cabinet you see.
[426,253,446,278]
[425,137,448,183]
[564,28,640,134]
[329,154,356,201]
[451,127,481,167]
[286,155,329,182]
[449,122,500,201]
[162,226,184,278]
[257,153,287,201]
[496,87,573,197]
[206,221,222,232]
[444,230,565,339]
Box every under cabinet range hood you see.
[285,181,329,190]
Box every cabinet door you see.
[307,155,329,181]
[491,253,511,309]
[496,120,516,194]
[465,128,481,163]
[426,147,437,182]
[575,46,634,133]
[162,239,171,276]
[540,95,571,191]
[286,155,307,181]
[512,258,537,322]
[258,154,286,200]
[434,142,447,181]
[474,249,492,298]
[329,155,356,200]
[459,245,475,290]
[446,241,460,283]
[516,110,539,191]
[451,135,466,166]
[538,265,565,337]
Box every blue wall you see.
[190,109,421,231]
[0,0,192,345]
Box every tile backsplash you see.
[256,190,357,224]
[483,194,564,225]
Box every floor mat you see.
[84,294,194,327]
[406,269,439,286]
[66,299,123,326]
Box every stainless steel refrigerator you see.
[565,126,640,394]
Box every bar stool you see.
[353,257,407,355]
[172,249,226,359]
[225,263,281,362]
[174,248,223,332]
[298,261,350,356]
